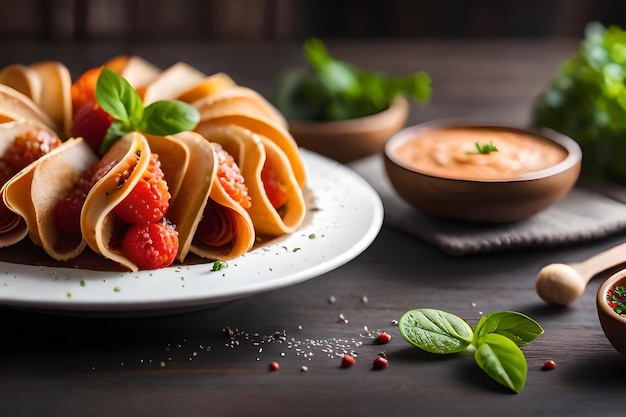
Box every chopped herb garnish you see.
[66,291,72,298]
[308,233,316,239]
[211,260,228,271]
[80,280,85,287]
[114,286,121,292]
[292,247,301,252]
[468,141,499,154]
[610,285,626,315]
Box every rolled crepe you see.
[0,120,62,248]
[195,113,305,189]
[3,137,98,260]
[80,132,153,271]
[176,72,237,104]
[194,122,305,236]
[191,85,288,130]
[140,62,207,105]
[0,84,57,131]
[30,61,73,137]
[105,55,162,90]
[168,131,255,261]
[0,62,71,136]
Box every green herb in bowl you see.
[272,38,432,122]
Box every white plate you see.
[0,149,383,316]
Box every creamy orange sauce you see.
[393,127,568,180]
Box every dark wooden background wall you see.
[2,0,626,41]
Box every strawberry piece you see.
[70,66,114,154]
[55,191,86,235]
[54,158,118,236]
[0,129,61,185]
[114,154,170,225]
[213,143,251,209]
[70,101,113,154]
[261,158,287,209]
[71,67,102,114]
[121,222,179,270]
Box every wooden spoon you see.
[536,242,626,305]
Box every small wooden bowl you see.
[288,96,409,164]
[383,120,582,223]
[597,269,626,355]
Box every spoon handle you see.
[574,241,626,282]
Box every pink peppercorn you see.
[377,331,392,344]
[372,356,388,370]
[341,354,356,368]
[542,360,556,371]
[268,361,280,371]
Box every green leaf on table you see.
[473,311,544,347]
[399,308,473,354]
[474,333,528,394]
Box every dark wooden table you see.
[1,39,624,417]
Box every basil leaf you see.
[399,308,473,354]
[96,68,144,126]
[100,121,128,155]
[473,311,544,347]
[474,333,527,394]
[141,100,200,136]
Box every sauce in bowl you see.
[392,126,568,181]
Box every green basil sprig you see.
[95,67,200,155]
[399,308,543,394]
[467,141,499,155]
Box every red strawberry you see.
[121,222,179,270]
[213,143,251,208]
[55,191,86,235]
[261,157,287,209]
[54,158,117,236]
[70,101,113,154]
[113,154,170,225]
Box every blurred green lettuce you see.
[272,38,432,122]
[533,22,626,182]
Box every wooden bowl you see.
[383,120,582,223]
[288,96,409,164]
[597,269,626,355]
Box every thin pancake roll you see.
[80,132,184,272]
[0,120,62,248]
[195,113,305,189]
[169,131,255,261]
[194,123,305,236]
[3,137,98,260]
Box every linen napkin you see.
[349,154,626,255]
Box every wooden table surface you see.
[1,39,625,417]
